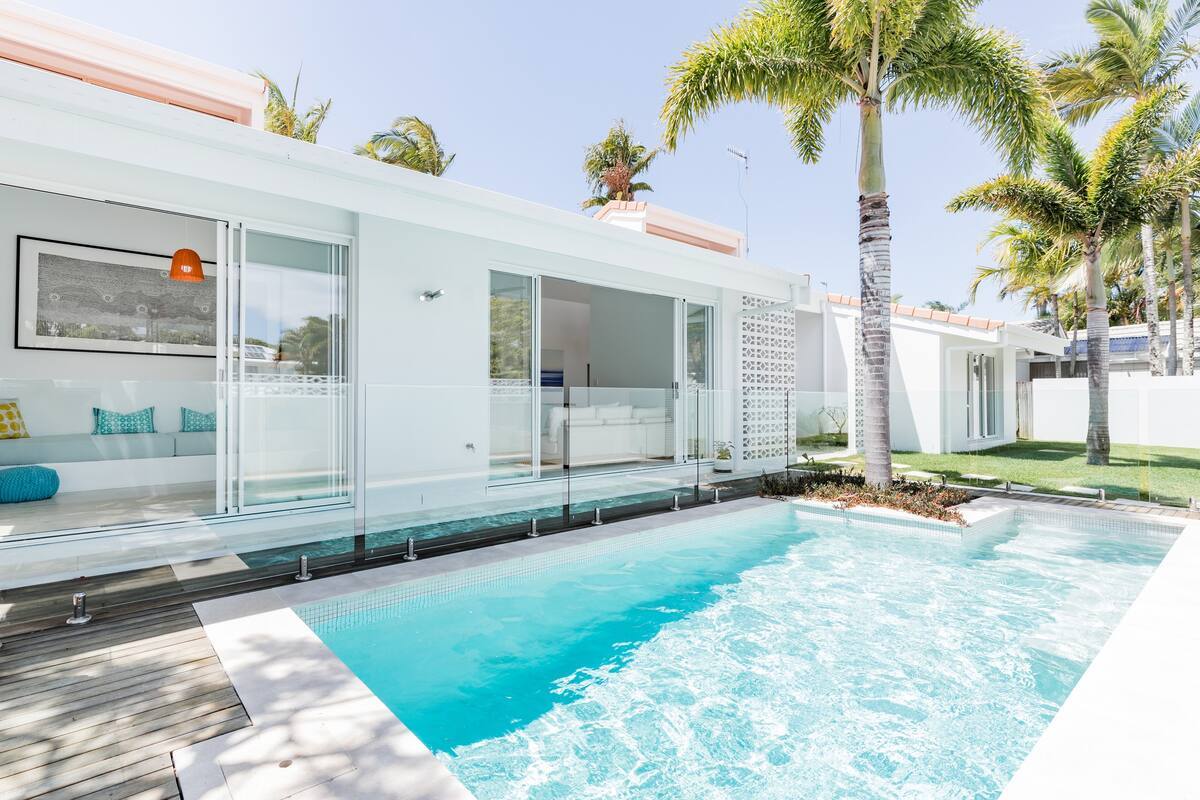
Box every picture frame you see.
[15,236,217,357]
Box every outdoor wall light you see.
[419,289,446,302]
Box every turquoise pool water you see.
[297,504,1172,799]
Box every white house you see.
[0,3,1066,592]
[797,293,1066,454]
[0,3,812,589]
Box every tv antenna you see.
[727,147,749,255]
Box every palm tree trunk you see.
[1085,237,1110,466]
[1166,248,1178,375]
[1140,223,1164,375]
[858,97,892,488]
[1071,320,1080,377]
[1051,293,1062,378]
[1182,193,1194,376]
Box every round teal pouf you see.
[0,465,60,503]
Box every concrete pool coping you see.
[174,496,778,800]
[175,495,1194,799]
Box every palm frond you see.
[887,25,1049,173]
[1043,121,1091,195]
[660,0,850,151]
[1089,84,1185,219]
[949,176,1094,234]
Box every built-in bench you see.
[0,431,216,466]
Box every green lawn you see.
[812,440,1200,507]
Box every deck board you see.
[0,605,250,800]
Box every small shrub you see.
[760,471,972,524]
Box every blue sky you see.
[29,0,1156,318]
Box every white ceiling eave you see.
[1004,326,1070,355]
[0,59,801,300]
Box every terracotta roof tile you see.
[825,292,1006,332]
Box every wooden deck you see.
[0,605,250,800]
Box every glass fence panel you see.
[557,388,774,521]
[792,390,851,463]
[364,385,568,560]
[1138,380,1200,508]
[0,378,223,537]
[562,387,686,521]
[0,377,360,630]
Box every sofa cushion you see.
[174,431,217,457]
[569,406,598,420]
[602,417,640,426]
[0,399,31,439]
[595,405,633,421]
[93,406,156,435]
[0,433,176,466]
[632,406,668,420]
[566,418,604,427]
[634,416,670,424]
[181,407,217,433]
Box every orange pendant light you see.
[169,248,205,282]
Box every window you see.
[967,353,998,439]
[488,271,534,480]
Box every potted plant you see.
[714,440,734,472]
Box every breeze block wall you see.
[738,294,797,463]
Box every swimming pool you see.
[296,502,1174,799]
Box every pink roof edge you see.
[826,293,1005,331]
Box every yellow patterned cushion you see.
[0,399,30,439]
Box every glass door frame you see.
[676,298,717,463]
[224,219,356,515]
[488,262,719,484]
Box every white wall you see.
[943,344,1015,453]
[1030,374,1200,448]
[888,326,943,452]
[588,286,675,389]
[540,297,589,389]
[795,310,824,393]
[354,214,726,515]
[0,185,220,437]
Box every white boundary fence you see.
[1029,374,1200,449]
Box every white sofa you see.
[542,404,674,466]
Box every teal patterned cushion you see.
[93,406,156,435]
[180,407,216,433]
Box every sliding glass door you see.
[488,271,536,481]
[681,301,714,460]
[229,227,351,511]
[967,352,997,440]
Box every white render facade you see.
[0,55,813,588]
[797,294,1066,455]
[0,21,1063,591]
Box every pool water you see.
[297,504,1172,799]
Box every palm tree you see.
[1043,0,1200,375]
[950,88,1200,464]
[971,219,1079,376]
[582,121,659,210]
[255,69,331,143]
[661,0,1046,487]
[1155,91,1200,373]
[357,116,455,176]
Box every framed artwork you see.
[15,236,217,357]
